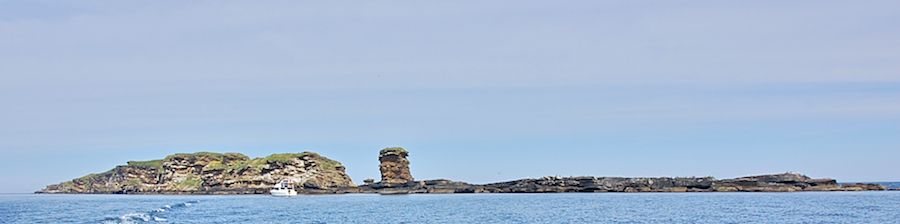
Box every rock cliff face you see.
[378,147,413,184]
[36,152,355,194]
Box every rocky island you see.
[37,147,893,194]
[37,152,355,194]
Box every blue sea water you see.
[2,191,900,223]
[872,182,900,189]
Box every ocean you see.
[2,191,900,223]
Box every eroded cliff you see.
[36,152,355,194]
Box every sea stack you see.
[379,147,414,183]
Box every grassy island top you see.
[164,152,249,161]
[264,151,334,164]
[119,151,340,173]
[380,147,407,154]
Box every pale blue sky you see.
[1,1,898,193]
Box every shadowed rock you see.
[841,183,888,191]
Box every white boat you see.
[270,179,298,197]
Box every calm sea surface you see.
[2,191,900,223]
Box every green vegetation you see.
[127,180,142,187]
[162,152,253,173]
[380,147,407,154]
[199,152,342,173]
[74,168,116,183]
[61,150,345,190]
[202,161,226,171]
[248,158,268,173]
[320,159,340,171]
[167,152,226,160]
[74,173,102,182]
[226,160,251,173]
[176,174,203,187]
[165,152,249,162]
[178,179,203,186]
[127,160,164,172]
[264,152,319,163]
[225,152,250,161]
[263,152,341,171]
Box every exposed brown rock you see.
[378,147,413,184]
[841,183,887,191]
[37,151,355,194]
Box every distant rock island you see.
[37,147,893,194]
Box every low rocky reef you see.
[37,147,894,194]
[296,173,892,194]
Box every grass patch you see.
[166,152,249,162]
[178,179,203,186]
[127,160,163,172]
[74,173,102,182]
[176,174,203,187]
[260,152,342,172]
[167,152,226,160]
[127,180,142,187]
[380,147,407,154]
[203,161,226,171]
[224,152,249,160]
[226,160,252,173]
[264,152,319,163]
[74,168,116,183]
[248,158,268,173]
[320,159,340,171]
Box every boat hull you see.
[270,190,297,197]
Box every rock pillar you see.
[379,147,413,183]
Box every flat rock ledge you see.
[320,173,888,194]
[85,173,885,195]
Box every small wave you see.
[99,213,150,224]
[98,200,197,223]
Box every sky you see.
[1,1,898,193]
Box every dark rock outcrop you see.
[37,152,355,194]
[841,183,888,191]
[349,173,879,194]
[712,173,840,192]
[378,147,413,184]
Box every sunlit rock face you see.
[36,151,356,194]
[378,147,414,184]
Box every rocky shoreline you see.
[36,147,896,194]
